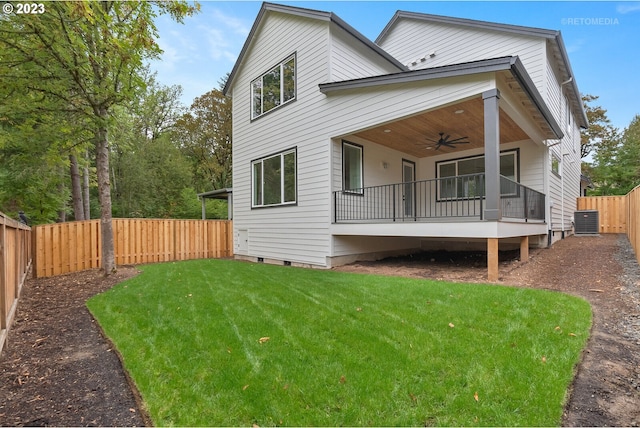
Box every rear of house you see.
[224,3,587,279]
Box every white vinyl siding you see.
[231,12,333,265]
[379,19,546,93]
[329,25,400,81]
[544,48,581,232]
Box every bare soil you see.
[0,234,638,426]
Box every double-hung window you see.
[252,148,297,207]
[437,150,518,200]
[251,54,296,119]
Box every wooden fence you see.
[33,219,233,278]
[577,187,640,264]
[1,212,32,355]
[627,186,640,264]
[576,195,627,233]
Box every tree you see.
[614,115,640,193]
[175,77,232,192]
[0,1,198,274]
[581,94,617,159]
[109,73,193,218]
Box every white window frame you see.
[251,54,296,120]
[342,141,364,194]
[251,148,297,208]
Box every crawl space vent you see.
[574,210,599,235]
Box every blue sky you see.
[150,1,640,132]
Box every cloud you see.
[198,8,251,63]
[617,3,640,14]
[565,38,586,54]
[211,9,251,36]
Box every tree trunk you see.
[83,160,90,219]
[95,117,116,275]
[69,154,85,221]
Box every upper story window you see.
[251,54,296,119]
[252,148,297,208]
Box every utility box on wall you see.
[574,210,599,235]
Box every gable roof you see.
[376,11,588,129]
[319,56,564,140]
[223,2,406,96]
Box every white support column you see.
[483,89,502,221]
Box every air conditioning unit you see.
[574,210,599,235]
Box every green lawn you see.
[87,259,591,427]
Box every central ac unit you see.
[574,210,599,235]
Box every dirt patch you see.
[336,234,640,426]
[0,234,638,426]
[0,267,147,427]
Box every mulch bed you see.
[0,234,639,426]
[0,267,146,427]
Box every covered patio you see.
[323,57,563,280]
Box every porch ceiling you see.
[352,97,529,158]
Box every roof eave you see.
[553,33,589,128]
[224,2,405,96]
[375,10,587,129]
[376,10,558,45]
[319,56,563,140]
[319,56,517,93]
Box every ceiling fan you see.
[426,132,470,150]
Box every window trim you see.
[435,149,520,201]
[250,53,297,120]
[251,147,298,208]
[342,140,364,195]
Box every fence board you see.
[578,190,640,265]
[628,186,640,265]
[34,219,233,278]
[1,212,32,355]
[576,196,627,233]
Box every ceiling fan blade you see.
[425,137,443,144]
[447,136,469,143]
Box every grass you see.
[87,259,591,427]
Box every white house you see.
[223,3,587,280]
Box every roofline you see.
[223,2,405,96]
[319,56,563,139]
[376,10,588,128]
[376,11,558,45]
[197,188,233,199]
[554,32,589,128]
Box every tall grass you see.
[88,259,591,426]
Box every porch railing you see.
[333,174,545,223]
[500,176,545,221]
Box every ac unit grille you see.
[575,210,599,235]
